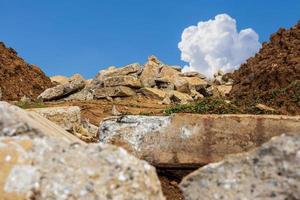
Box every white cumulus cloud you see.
[178,14,261,78]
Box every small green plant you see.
[15,101,47,109]
[164,98,242,115]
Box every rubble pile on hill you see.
[39,56,233,104]
[230,21,300,114]
[0,42,53,101]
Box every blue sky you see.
[1,0,300,78]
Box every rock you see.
[0,136,164,200]
[140,56,161,87]
[94,86,136,98]
[99,114,300,167]
[38,74,86,101]
[256,103,276,112]
[141,87,166,100]
[180,72,206,79]
[161,96,171,105]
[92,63,142,87]
[103,75,142,88]
[180,133,300,200]
[0,101,82,142]
[173,78,190,93]
[190,89,204,100]
[216,85,232,97]
[167,91,193,104]
[50,75,69,85]
[184,76,208,91]
[63,74,86,94]
[20,95,31,103]
[63,87,94,101]
[28,106,98,142]
[28,106,81,132]
[154,78,175,90]
[112,105,122,116]
[37,84,65,101]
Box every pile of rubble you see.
[38,56,233,104]
[0,42,52,101]
[230,20,300,114]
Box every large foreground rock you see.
[38,74,85,101]
[99,114,300,167]
[0,101,82,142]
[0,136,164,200]
[180,134,300,200]
[0,102,165,200]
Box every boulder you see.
[140,56,161,87]
[180,72,206,79]
[28,106,81,132]
[180,134,300,200]
[63,74,86,94]
[184,76,208,90]
[38,74,86,101]
[0,136,164,200]
[167,90,193,104]
[63,87,94,101]
[92,63,142,87]
[216,85,232,97]
[103,75,142,88]
[141,87,166,100]
[50,75,69,85]
[99,114,300,167]
[0,101,82,142]
[154,78,175,90]
[37,84,65,101]
[0,101,165,199]
[94,86,136,98]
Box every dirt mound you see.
[0,42,52,101]
[230,21,300,114]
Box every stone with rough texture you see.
[29,106,99,142]
[140,56,161,87]
[216,85,232,97]
[180,72,206,79]
[92,63,142,87]
[0,101,165,199]
[99,114,300,167]
[167,90,193,104]
[103,75,142,88]
[38,74,85,101]
[184,76,208,90]
[28,106,81,132]
[141,87,166,100]
[0,136,164,200]
[94,86,136,98]
[37,84,65,101]
[63,87,94,101]
[50,75,69,85]
[180,133,300,200]
[63,74,86,94]
[0,101,82,142]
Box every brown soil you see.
[47,95,167,125]
[230,21,300,114]
[157,168,195,200]
[0,42,52,101]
